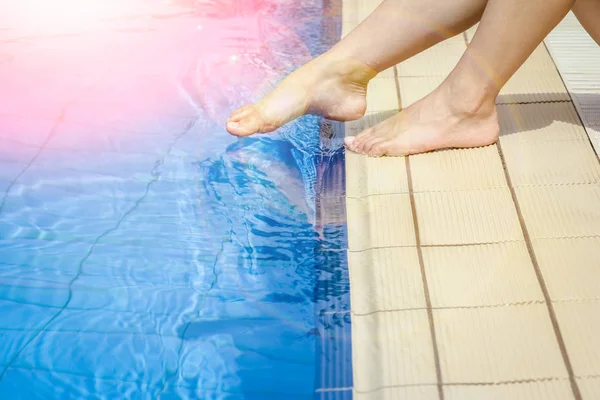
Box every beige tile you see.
[554,301,600,376]
[498,103,588,142]
[579,378,600,400]
[500,137,600,186]
[414,188,523,246]
[435,305,569,383]
[348,247,425,314]
[344,110,398,137]
[519,45,557,72]
[444,381,575,400]
[354,386,439,400]
[341,21,357,39]
[352,310,437,391]
[534,237,600,301]
[423,242,543,308]
[410,146,507,192]
[465,24,478,42]
[356,0,382,20]
[498,68,569,104]
[397,76,444,108]
[346,194,416,251]
[515,184,600,239]
[341,0,358,22]
[396,43,466,77]
[346,152,408,197]
[366,78,399,114]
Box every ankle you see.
[440,74,498,117]
[318,53,378,85]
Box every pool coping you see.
[342,4,600,400]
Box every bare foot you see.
[344,83,500,157]
[226,56,377,136]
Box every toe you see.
[351,129,373,150]
[226,110,265,137]
[353,129,379,154]
[360,136,386,156]
[344,136,357,150]
[228,105,254,122]
[368,141,388,157]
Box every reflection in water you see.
[0,0,349,398]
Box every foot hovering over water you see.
[225,56,377,136]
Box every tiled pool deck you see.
[343,3,600,400]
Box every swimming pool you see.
[0,0,352,398]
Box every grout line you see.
[396,64,444,399]
[348,233,600,254]
[405,155,444,400]
[0,117,200,383]
[543,41,600,163]
[496,139,582,400]
[353,376,591,393]
[393,65,403,110]
[348,239,522,253]
[496,99,571,105]
[347,180,599,200]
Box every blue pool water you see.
[0,1,352,398]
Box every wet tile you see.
[346,152,408,197]
[0,160,26,191]
[533,237,600,301]
[346,194,416,251]
[352,310,437,391]
[316,312,353,390]
[0,114,57,147]
[414,188,522,245]
[435,305,568,383]
[444,381,575,400]
[46,120,186,155]
[32,148,159,180]
[424,242,543,308]
[554,300,600,376]
[0,141,39,164]
[515,184,600,239]
[0,367,150,400]
[410,146,507,192]
[12,329,180,389]
[348,247,425,314]
[315,389,353,400]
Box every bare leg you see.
[573,0,600,45]
[348,0,575,156]
[226,0,487,137]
